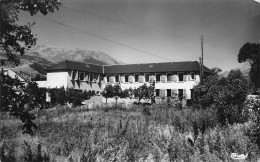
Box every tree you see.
[133,83,154,103]
[228,69,249,84]
[238,42,260,89]
[48,88,93,107]
[113,84,122,108]
[101,84,123,106]
[192,69,250,125]
[101,84,114,104]
[211,67,222,76]
[1,73,46,135]
[0,0,60,135]
[0,0,60,62]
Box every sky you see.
[18,0,260,71]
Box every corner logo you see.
[231,153,248,160]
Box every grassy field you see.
[0,103,259,162]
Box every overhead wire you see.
[61,0,201,41]
[36,14,174,61]
[62,0,242,52]
[39,0,244,63]
[60,3,200,51]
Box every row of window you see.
[154,89,194,100]
[106,72,197,83]
[70,70,198,83]
[71,71,100,82]
[129,89,194,100]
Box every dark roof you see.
[104,61,212,74]
[47,60,212,74]
[47,60,103,73]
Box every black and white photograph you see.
[0,0,260,161]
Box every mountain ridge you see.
[27,45,124,65]
[218,62,250,78]
[0,45,124,79]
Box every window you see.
[145,73,149,82]
[166,73,171,81]
[156,73,160,82]
[135,74,139,82]
[79,72,85,81]
[89,73,93,81]
[191,72,195,80]
[178,73,184,82]
[72,71,76,79]
[171,89,178,97]
[155,89,159,96]
[190,89,194,99]
[178,89,183,100]
[115,74,119,82]
[167,89,171,97]
[160,89,166,97]
[125,74,129,82]
[106,75,109,82]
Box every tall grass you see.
[0,103,259,161]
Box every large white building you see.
[46,60,212,103]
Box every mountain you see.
[218,62,250,78]
[27,45,123,65]
[0,45,123,80]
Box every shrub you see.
[193,71,250,125]
[0,74,47,135]
[49,88,67,106]
[49,88,94,107]
[247,95,260,148]
[189,107,217,140]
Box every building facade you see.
[46,60,212,103]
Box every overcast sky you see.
[19,0,260,71]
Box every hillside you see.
[27,45,123,65]
[0,45,123,80]
[218,62,250,78]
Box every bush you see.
[0,74,47,135]
[1,104,260,161]
[49,88,94,107]
[193,71,250,125]
[247,95,260,148]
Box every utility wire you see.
[60,5,141,30]
[60,3,200,51]
[36,14,174,61]
[62,0,200,41]
[64,0,244,52]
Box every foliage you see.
[48,87,66,106]
[0,73,46,135]
[0,0,60,63]
[247,95,260,148]
[121,88,131,98]
[113,83,122,97]
[101,83,154,105]
[101,84,114,103]
[31,74,46,81]
[193,69,250,125]
[133,83,154,103]
[0,0,60,136]
[49,88,93,107]
[211,67,222,75]
[238,42,260,88]
[101,83,123,106]
[1,104,260,161]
